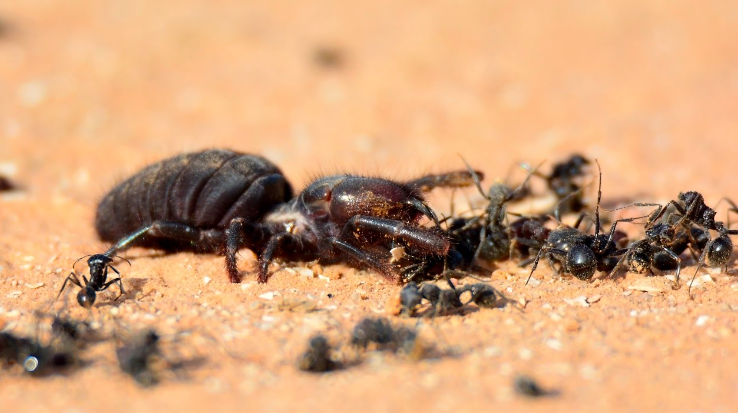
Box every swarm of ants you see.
[52,150,737,310]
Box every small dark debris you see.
[514,375,548,397]
[312,46,345,69]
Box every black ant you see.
[350,317,420,356]
[525,161,643,284]
[116,329,162,387]
[454,160,542,270]
[514,375,551,398]
[56,254,130,308]
[521,153,592,216]
[298,335,338,373]
[614,193,738,294]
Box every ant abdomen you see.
[566,244,597,280]
[705,236,733,267]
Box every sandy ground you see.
[2,1,738,412]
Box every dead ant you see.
[350,317,420,356]
[116,329,162,387]
[298,334,338,373]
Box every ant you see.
[655,192,738,294]
[116,329,162,387]
[521,153,592,216]
[399,282,463,317]
[56,254,130,308]
[613,193,738,294]
[525,161,644,284]
[350,317,420,355]
[298,334,338,373]
[454,160,542,270]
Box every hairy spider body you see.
[230,174,452,283]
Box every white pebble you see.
[259,291,279,300]
[389,247,406,263]
[518,348,533,360]
[545,338,563,351]
[25,282,44,289]
[695,315,710,327]
[203,276,212,285]
[563,296,590,308]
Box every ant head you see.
[567,244,596,280]
[87,254,113,274]
[647,223,675,243]
[76,287,96,308]
[678,191,700,205]
[487,183,512,204]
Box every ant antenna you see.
[594,159,603,236]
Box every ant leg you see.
[518,256,536,268]
[468,214,490,270]
[99,277,125,300]
[525,247,565,285]
[688,232,712,298]
[525,247,547,285]
[607,248,632,279]
[405,170,484,193]
[341,216,450,256]
[95,264,126,300]
[658,247,681,288]
[55,272,84,301]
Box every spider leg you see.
[405,170,484,193]
[257,233,292,283]
[328,238,396,281]
[342,215,450,256]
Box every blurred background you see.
[1,0,737,203]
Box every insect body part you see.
[350,318,421,356]
[399,282,423,315]
[298,335,337,373]
[458,283,501,308]
[116,330,161,387]
[239,174,453,283]
[514,375,548,397]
